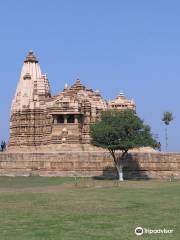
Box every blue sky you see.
[0,0,179,151]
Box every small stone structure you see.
[108,92,135,111]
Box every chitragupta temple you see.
[8,50,135,152]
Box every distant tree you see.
[1,141,6,152]
[90,110,158,181]
[162,112,173,151]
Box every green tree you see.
[162,112,173,151]
[90,110,158,181]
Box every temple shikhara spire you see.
[11,50,50,112]
[9,51,136,151]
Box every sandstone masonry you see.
[9,50,135,151]
[0,152,179,179]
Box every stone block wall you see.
[0,152,179,179]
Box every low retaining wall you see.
[0,152,180,179]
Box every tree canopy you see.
[90,110,158,153]
[162,112,173,126]
[162,111,173,151]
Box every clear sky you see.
[0,0,179,151]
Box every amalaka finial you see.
[24,50,38,63]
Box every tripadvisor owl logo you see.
[135,227,144,236]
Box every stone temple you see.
[2,50,179,179]
[8,50,135,151]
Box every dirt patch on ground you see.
[0,179,174,194]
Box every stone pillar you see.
[74,115,78,124]
[54,117,57,124]
[64,115,67,124]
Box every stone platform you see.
[0,151,179,179]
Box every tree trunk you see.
[117,164,124,181]
[108,149,127,182]
[165,126,168,152]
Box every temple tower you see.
[11,50,50,111]
[9,51,51,149]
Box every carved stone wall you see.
[9,109,52,147]
[9,78,108,149]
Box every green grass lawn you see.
[0,177,179,240]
